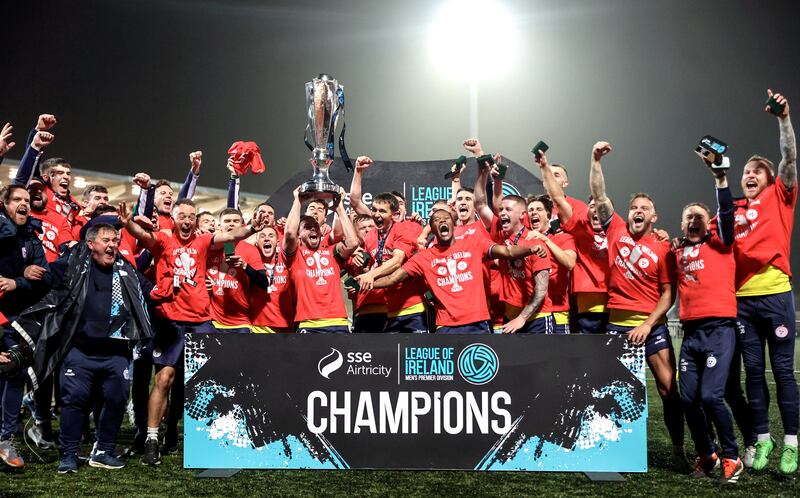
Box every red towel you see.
[228,141,266,176]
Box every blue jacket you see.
[0,212,52,319]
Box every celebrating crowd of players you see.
[0,89,796,483]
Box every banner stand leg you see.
[196,469,241,478]
[584,472,625,482]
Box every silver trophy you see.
[301,73,352,208]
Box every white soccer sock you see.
[785,435,798,447]
[147,427,159,441]
[756,433,771,442]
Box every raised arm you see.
[449,160,466,206]
[536,151,573,224]
[281,188,303,255]
[702,157,735,246]
[119,202,158,249]
[466,139,496,228]
[501,268,550,334]
[178,151,202,200]
[767,90,796,189]
[226,157,240,209]
[334,191,359,260]
[0,122,16,165]
[12,130,54,186]
[589,141,614,225]
[490,154,504,214]
[348,156,374,216]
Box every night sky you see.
[4,0,800,275]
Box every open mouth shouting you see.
[499,214,511,232]
[631,213,646,231]
[743,179,759,197]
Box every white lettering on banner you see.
[306,390,512,435]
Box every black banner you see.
[268,157,544,220]
[184,334,647,471]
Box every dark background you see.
[3,0,800,279]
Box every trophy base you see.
[299,180,342,209]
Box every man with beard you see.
[206,208,268,333]
[472,146,551,334]
[589,140,689,471]
[732,90,798,474]
[0,185,52,468]
[282,186,358,334]
[250,226,294,333]
[373,209,546,334]
[351,157,428,333]
[121,199,268,465]
[672,159,744,484]
[536,151,610,334]
[525,193,577,334]
[72,185,110,238]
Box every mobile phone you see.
[344,275,360,292]
[361,252,371,269]
[531,141,549,160]
[444,155,468,180]
[224,242,236,257]
[766,95,786,116]
[496,163,508,180]
[476,154,495,169]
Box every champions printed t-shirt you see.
[561,200,609,294]
[605,214,675,314]
[733,177,797,292]
[250,251,294,329]
[285,244,347,322]
[403,236,495,327]
[493,227,550,310]
[673,232,736,321]
[365,220,424,314]
[152,231,215,322]
[31,207,74,262]
[207,240,263,326]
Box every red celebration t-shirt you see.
[207,240,263,326]
[152,231,215,322]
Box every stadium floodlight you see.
[428,0,518,136]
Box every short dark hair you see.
[428,208,455,226]
[82,184,108,200]
[92,204,119,218]
[86,223,117,242]
[551,163,569,178]
[254,202,274,213]
[41,158,71,176]
[299,215,319,230]
[630,192,656,211]
[682,202,711,217]
[154,179,173,191]
[307,199,328,213]
[197,211,215,222]
[373,193,400,212]
[527,194,553,216]
[218,208,243,221]
[0,185,28,206]
[172,199,196,211]
[354,214,373,225]
[456,187,474,195]
[391,191,405,202]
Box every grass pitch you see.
[3,339,798,497]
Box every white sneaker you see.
[742,445,756,468]
[26,424,55,450]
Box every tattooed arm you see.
[589,141,615,225]
[768,89,797,189]
[501,269,550,334]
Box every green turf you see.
[3,339,799,497]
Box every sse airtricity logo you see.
[318,348,344,379]
[458,344,499,385]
